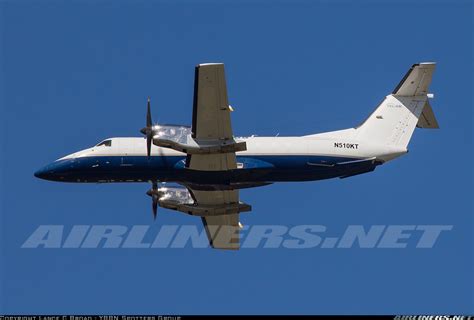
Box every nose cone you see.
[34,163,56,181]
[34,166,48,179]
[34,159,76,181]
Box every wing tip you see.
[198,62,223,66]
[210,244,240,250]
[196,62,224,68]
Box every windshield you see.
[96,139,112,147]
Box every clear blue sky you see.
[1,0,473,315]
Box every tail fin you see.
[355,62,438,149]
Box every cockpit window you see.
[96,140,112,147]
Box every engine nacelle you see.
[156,185,251,217]
[151,124,246,154]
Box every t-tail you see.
[355,62,439,150]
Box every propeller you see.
[146,181,160,219]
[140,97,153,159]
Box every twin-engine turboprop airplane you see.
[35,62,439,250]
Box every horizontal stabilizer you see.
[417,100,439,129]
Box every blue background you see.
[1,0,473,315]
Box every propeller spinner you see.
[140,97,153,159]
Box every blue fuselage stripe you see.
[36,154,380,185]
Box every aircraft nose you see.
[34,159,77,181]
[34,165,52,180]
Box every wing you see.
[192,63,233,140]
[187,63,239,171]
[190,189,242,250]
[186,63,249,250]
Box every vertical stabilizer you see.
[355,62,438,149]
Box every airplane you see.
[34,62,439,250]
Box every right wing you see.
[187,63,244,171]
[192,63,234,140]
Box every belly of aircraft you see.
[45,153,379,188]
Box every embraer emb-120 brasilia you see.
[35,62,439,250]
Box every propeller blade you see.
[152,194,158,219]
[140,97,153,159]
[146,97,152,128]
[146,135,152,159]
[147,181,159,219]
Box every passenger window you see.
[96,140,112,147]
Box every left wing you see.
[157,185,250,249]
[190,189,243,250]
